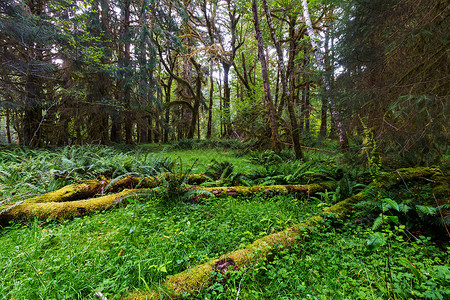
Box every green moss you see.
[198,182,336,198]
[324,191,366,218]
[2,189,142,223]
[24,180,107,204]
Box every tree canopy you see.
[0,0,447,165]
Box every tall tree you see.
[262,0,303,159]
[251,0,281,152]
[301,0,349,150]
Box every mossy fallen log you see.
[108,174,209,192]
[20,174,210,205]
[377,167,441,188]
[191,182,336,198]
[1,189,144,224]
[24,180,108,204]
[122,216,324,300]
[0,182,335,224]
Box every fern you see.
[415,205,438,218]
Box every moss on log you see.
[24,180,108,204]
[191,182,336,198]
[1,189,143,224]
[109,174,209,192]
[377,167,441,188]
[17,174,209,205]
[122,216,324,300]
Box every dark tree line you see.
[0,0,447,165]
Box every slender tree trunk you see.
[320,30,330,137]
[301,0,348,149]
[305,82,310,133]
[207,59,214,139]
[6,109,11,144]
[222,62,231,138]
[110,113,122,143]
[120,0,133,145]
[252,0,281,153]
[218,68,223,137]
[262,0,302,158]
[187,62,202,139]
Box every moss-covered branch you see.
[24,180,108,204]
[122,216,324,300]
[191,182,336,198]
[20,174,210,205]
[1,189,144,224]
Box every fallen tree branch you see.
[0,182,334,224]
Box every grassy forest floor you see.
[0,141,449,299]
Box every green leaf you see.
[157,265,167,273]
[398,203,411,214]
[372,215,384,230]
[415,205,437,217]
[382,198,399,212]
[388,215,398,225]
[366,232,386,250]
[398,258,423,283]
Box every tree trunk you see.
[301,0,348,150]
[110,113,122,143]
[251,0,281,153]
[222,62,232,138]
[120,0,133,145]
[207,59,214,139]
[6,109,11,144]
[304,82,310,133]
[262,0,302,159]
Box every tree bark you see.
[207,59,214,139]
[262,0,302,159]
[251,0,281,153]
[301,0,348,149]
[222,62,232,138]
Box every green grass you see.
[139,143,258,174]
[194,222,450,300]
[0,194,318,299]
[0,145,448,300]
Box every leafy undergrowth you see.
[194,221,450,300]
[0,194,318,299]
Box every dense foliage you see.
[0,0,448,298]
[0,0,446,166]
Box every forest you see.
[0,0,449,299]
